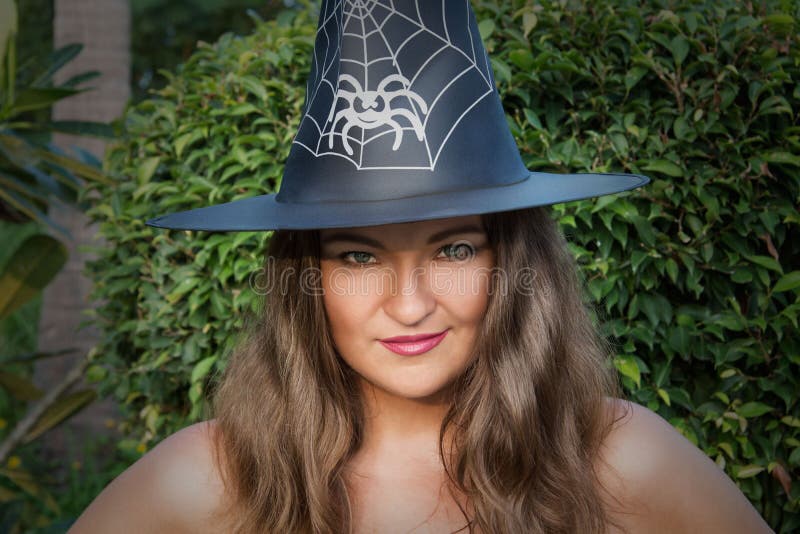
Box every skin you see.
[319,214,494,531]
[67,214,774,533]
[319,215,493,447]
[598,397,774,534]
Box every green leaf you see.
[667,326,690,354]
[0,0,18,87]
[175,130,207,159]
[673,115,693,140]
[0,234,67,319]
[166,277,201,304]
[48,120,115,138]
[509,49,534,71]
[1,347,77,365]
[238,75,268,101]
[762,14,794,37]
[59,69,100,89]
[669,35,690,66]
[735,465,765,479]
[665,258,678,283]
[773,271,800,293]
[0,370,43,401]
[0,185,69,233]
[10,87,82,115]
[478,19,496,40]
[664,388,694,411]
[631,215,656,247]
[641,159,683,177]
[736,402,773,418]
[490,58,511,84]
[23,389,97,443]
[745,255,783,274]
[762,152,800,167]
[138,156,161,184]
[34,148,110,183]
[30,43,83,86]
[614,354,641,388]
[188,382,203,404]
[523,108,542,130]
[86,364,107,383]
[653,360,671,387]
[639,293,672,326]
[522,11,538,38]
[223,103,261,117]
[781,416,800,429]
[631,250,648,273]
[191,355,218,383]
[732,268,753,284]
[624,66,647,91]
[609,133,628,154]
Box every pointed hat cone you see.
[146,0,649,231]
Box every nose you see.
[381,263,437,326]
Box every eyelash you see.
[338,243,479,267]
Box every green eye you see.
[440,242,476,261]
[339,242,477,267]
[340,251,375,266]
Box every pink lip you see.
[379,329,449,356]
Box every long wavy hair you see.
[208,206,631,533]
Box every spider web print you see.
[292,0,495,170]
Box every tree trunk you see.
[35,0,131,477]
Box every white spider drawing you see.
[326,73,428,156]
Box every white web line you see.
[442,0,451,43]
[355,1,365,167]
[309,0,345,153]
[362,3,430,165]
[308,4,340,110]
[371,0,491,86]
[297,0,494,170]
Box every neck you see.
[356,379,456,468]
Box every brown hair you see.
[209,206,630,533]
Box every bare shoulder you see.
[595,397,773,534]
[68,419,231,534]
[153,419,232,529]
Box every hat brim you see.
[144,171,649,231]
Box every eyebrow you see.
[320,224,485,250]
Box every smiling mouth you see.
[379,329,449,343]
[378,329,449,356]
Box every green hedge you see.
[85,5,313,436]
[85,0,799,529]
[130,0,288,102]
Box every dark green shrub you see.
[130,0,288,102]
[86,0,799,529]
[86,5,315,440]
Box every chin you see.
[377,375,456,402]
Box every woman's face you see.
[319,215,494,402]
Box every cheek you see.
[432,261,493,325]
[321,265,379,351]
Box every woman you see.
[70,0,773,532]
[69,211,773,534]
[211,208,627,532]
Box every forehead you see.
[319,214,485,249]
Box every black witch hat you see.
[146,0,649,231]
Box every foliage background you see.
[4,1,290,530]
[129,0,288,101]
[2,0,54,365]
[14,0,290,103]
[82,0,799,530]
